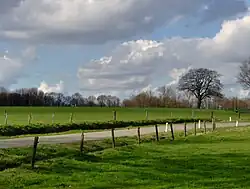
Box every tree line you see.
[0,59,250,109]
[0,87,120,107]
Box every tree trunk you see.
[197,98,202,109]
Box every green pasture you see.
[0,107,246,125]
[1,126,250,188]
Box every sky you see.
[0,0,250,99]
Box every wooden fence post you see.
[52,112,55,124]
[4,110,8,125]
[211,111,214,120]
[155,124,159,142]
[28,113,32,124]
[212,119,216,131]
[80,132,85,153]
[184,122,187,137]
[194,122,197,136]
[31,136,39,169]
[111,128,115,148]
[137,127,141,144]
[170,123,175,141]
[69,113,74,123]
[204,121,207,134]
[113,110,117,121]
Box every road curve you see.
[0,121,249,149]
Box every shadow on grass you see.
[22,144,250,189]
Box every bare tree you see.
[97,95,107,107]
[157,86,168,107]
[87,96,96,106]
[157,86,176,107]
[237,59,250,89]
[178,68,223,109]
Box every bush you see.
[0,118,211,136]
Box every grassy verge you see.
[0,118,210,137]
[1,126,250,188]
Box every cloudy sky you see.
[0,0,250,98]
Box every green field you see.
[0,107,245,125]
[1,126,250,188]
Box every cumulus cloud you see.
[38,80,64,93]
[0,48,34,87]
[78,13,250,97]
[0,0,247,44]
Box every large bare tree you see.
[178,68,223,109]
[237,59,250,89]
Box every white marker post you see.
[236,120,239,127]
[198,120,201,129]
[229,117,232,122]
[165,123,169,132]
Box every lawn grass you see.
[0,106,245,125]
[1,126,250,188]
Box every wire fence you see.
[1,120,249,169]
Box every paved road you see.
[0,121,250,148]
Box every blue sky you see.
[0,0,250,98]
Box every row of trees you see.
[0,87,120,107]
[0,59,250,109]
[0,84,248,109]
[0,85,248,109]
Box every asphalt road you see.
[0,121,249,149]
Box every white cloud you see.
[228,87,250,98]
[21,46,38,61]
[167,67,191,86]
[0,48,33,87]
[38,80,64,93]
[78,13,250,98]
[0,0,247,44]
[239,89,250,98]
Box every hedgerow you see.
[0,118,211,136]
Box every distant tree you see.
[237,58,250,89]
[87,96,96,106]
[97,95,107,107]
[178,68,223,109]
[71,93,84,106]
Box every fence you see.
[26,119,247,168]
[1,109,242,125]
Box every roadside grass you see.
[0,107,244,125]
[1,126,250,188]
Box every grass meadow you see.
[1,126,250,188]
[0,107,246,125]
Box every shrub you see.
[0,118,211,136]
